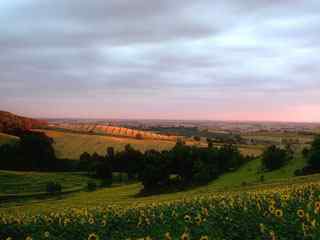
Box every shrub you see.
[307,136,320,171]
[100,179,112,188]
[87,181,97,191]
[262,145,290,171]
[46,181,62,194]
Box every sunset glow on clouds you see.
[0,0,320,122]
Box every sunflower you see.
[180,232,190,240]
[44,231,50,238]
[268,205,275,214]
[101,219,107,226]
[195,214,202,225]
[25,237,32,240]
[259,223,265,233]
[200,236,209,240]
[164,232,172,240]
[315,201,320,212]
[184,215,191,222]
[88,233,100,240]
[297,209,305,218]
[275,209,283,218]
[88,218,95,224]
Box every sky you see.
[0,0,320,122]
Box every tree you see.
[194,136,201,141]
[138,150,170,192]
[170,142,194,184]
[307,136,320,171]
[122,144,143,180]
[79,152,92,173]
[262,145,290,171]
[207,138,213,148]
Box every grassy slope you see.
[211,154,306,188]
[38,130,176,159]
[1,153,312,214]
[0,171,99,195]
[0,133,19,145]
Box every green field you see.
[0,171,99,195]
[0,150,310,214]
[0,133,19,145]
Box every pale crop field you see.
[36,130,176,159]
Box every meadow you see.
[0,129,318,239]
[1,176,320,239]
[0,171,99,195]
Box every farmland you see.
[2,173,320,239]
[36,129,176,159]
[0,133,18,146]
[34,129,263,159]
[0,171,99,195]
[47,123,177,141]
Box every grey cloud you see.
[0,0,320,120]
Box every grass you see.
[1,151,312,214]
[37,129,176,159]
[0,133,19,145]
[0,171,98,195]
[211,154,306,188]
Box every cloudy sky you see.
[1,0,320,122]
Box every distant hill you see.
[0,111,47,135]
[0,133,19,145]
[47,123,177,141]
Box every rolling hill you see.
[0,133,19,145]
[47,122,177,141]
[0,111,47,135]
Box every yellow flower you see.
[164,232,172,240]
[270,231,276,240]
[315,201,320,213]
[88,218,95,224]
[6,237,12,240]
[275,209,283,218]
[195,214,202,225]
[184,215,191,222]
[297,209,305,218]
[180,232,190,240]
[101,219,107,226]
[145,236,152,240]
[200,236,209,240]
[26,237,33,240]
[88,233,100,240]
[268,205,275,214]
[44,231,50,238]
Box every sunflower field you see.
[1,182,320,240]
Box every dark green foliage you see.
[87,180,97,191]
[77,140,247,193]
[0,131,57,171]
[262,145,290,171]
[307,135,320,171]
[193,136,201,141]
[46,181,62,194]
[138,150,171,191]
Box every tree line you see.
[78,140,249,193]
